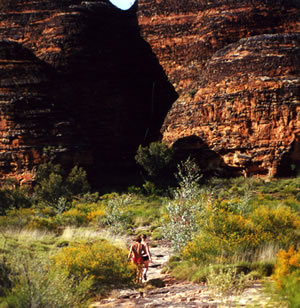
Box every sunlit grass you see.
[60,227,128,248]
[2,228,55,242]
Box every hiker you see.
[141,234,152,281]
[128,235,144,283]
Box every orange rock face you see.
[0,0,299,182]
[138,0,300,177]
[0,0,177,183]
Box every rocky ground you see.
[91,243,285,308]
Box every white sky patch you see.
[109,0,135,10]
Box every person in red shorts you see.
[128,235,144,283]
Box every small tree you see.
[33,163,90,210]
[164,157,205,252]
[0,179,31,214]
[135,141,174,178]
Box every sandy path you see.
[91,243,279,307]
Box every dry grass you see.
[1,227,55,242]
[60,227,128,248]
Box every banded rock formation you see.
[138,0,300,177]
[0,0,177,183]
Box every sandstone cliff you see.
[138,0,300,177]
[1,0,299,182]
[0,0,177,183]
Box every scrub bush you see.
[272,246,300,307]
[33,163,90,209]
[135,141,174,178]
[52,240,135,288]
[0,208,37,230]
[273,246,300,288]
[0,180,31,215]
[2,252,91,308]
[60,209,88,227]
[206,264,248,297]
[182,202,300,265]
[103,194,133,234]
[164,158,205,252]
[26,216,58,232]
[250,205,300,247]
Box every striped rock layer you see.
[0,0,299,182]
[0,0,176,183]
[138,0,300,177]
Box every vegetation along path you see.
[91,241,280,308]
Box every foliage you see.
[174,170,300,265]
[61,208,89,227]
[141,181,163,196]
[102,194,133,234]
[272,246,300,307]
[33,162,90,210]
[26,216,59,232]
[0,228,134,306]
[182,233,223,264]
[273,246,300,288]
[135,141,174,177]
[52,240,135,288]
[2,251,91,308]
[164,158,205,252]
[0,258,12,297]
[206,264,248,297]
[0,208,37,230]
[0,170,299,306]
[0,179,31,215]
[249,205,300,246]
[175,156,203,195]
[182,201,300,265]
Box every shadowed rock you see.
[0,0,178,184]
[138,0,300,177]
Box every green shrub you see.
[206,264,248,297]
[0,208,37,230]
[164,158,205,252]
[182,202,299,265]
[0,257,12,296]
[52,240,135,288]
[103,194,133,234]
[0,180,31,215]
[26,216,58,232]
[142,181,162,196]
[250,205,300,247]
[272,246,300,307]
[2,252,91,308]
[60,209,88,227]
[33,163,90,210]
[135,141,174,177]
[182,233,224,264]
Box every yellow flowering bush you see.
[52,240,135,286]
[26,217,58,231]
[61,208,88,226]
[39,207,56,217]
[273,246,300,289]
[73,202,101,214]
[182,233,224,264]
[272,246,300,307]
[205,206,262,251]
[0,208,36,228]
[250,206,300,246]
[87,209,106,225]
[182,201,300,265]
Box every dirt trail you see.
[91,243,277,308]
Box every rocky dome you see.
[137,0,300,177]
